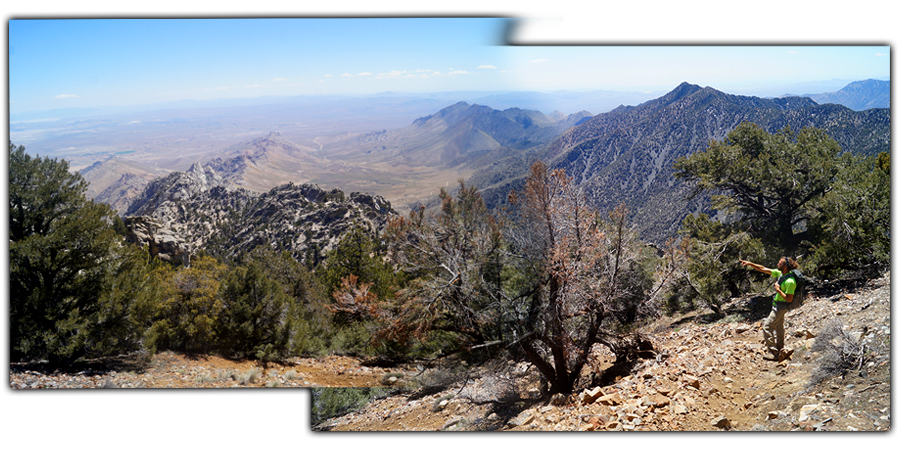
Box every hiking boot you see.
[778,348,794,362]
[762,353,779,361]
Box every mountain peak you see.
[670,82,703,97]
[188,161,206,174]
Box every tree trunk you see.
[597,332,656,384]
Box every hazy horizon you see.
[9,18,890,116]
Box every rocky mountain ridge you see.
[123,163,395,265]
[469,82,891,242]
[199,131,324,192]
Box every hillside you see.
[470,82,891,243]
[11,267,889,433]
[316,272,891,431]
[79,157,166,214]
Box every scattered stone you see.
[799,405,820,422]
[581,387,604,405]
[509,411,535,428]
[683,374,701,389]
[598,393,623,406]
[711,416,731,429]
[441,417,463,430]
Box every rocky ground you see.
[318,272,891,432]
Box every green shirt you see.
[770,270,797,304]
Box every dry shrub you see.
[808,319,868,388]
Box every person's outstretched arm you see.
[739,259,775,275]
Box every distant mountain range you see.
[320,102,591,168]
[83,80,890,255]
[85,104,591,212]
[799,79,890,111]
[469,82,891,242]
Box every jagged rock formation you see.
[127,162,230,217]
[124,216,191,266]
[217,183,394,265]
[471,82,891,242]
[124,163,395,265]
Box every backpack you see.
[778,269,806,310]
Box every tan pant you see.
[763,303,789,355]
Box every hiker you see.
[739,257,799,361]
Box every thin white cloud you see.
[449,70,470,75]
[377,70,409,79]
[54,94,78,99]
[215,86,228,90]
[875,52,888,57]
[245,84,261,88]
[341,73,353,77]
[324,74,332,77]
[358,72,372,76]
[478,65,496,69]
[529,59,549,64]
[273,77,288,82]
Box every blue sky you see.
[8,18,890,115]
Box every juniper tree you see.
[673,122,842,253]
[9,143,155,364]
[674,123,890,282]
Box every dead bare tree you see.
[338,166,680,395]
[505,162,680,395]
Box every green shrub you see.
[216,263,299,360]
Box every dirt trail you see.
[10,352,415,389]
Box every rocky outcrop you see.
[124,164,395,265]
[127,162,229,217]
[222,183,394,264]
[124,216,191,266]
